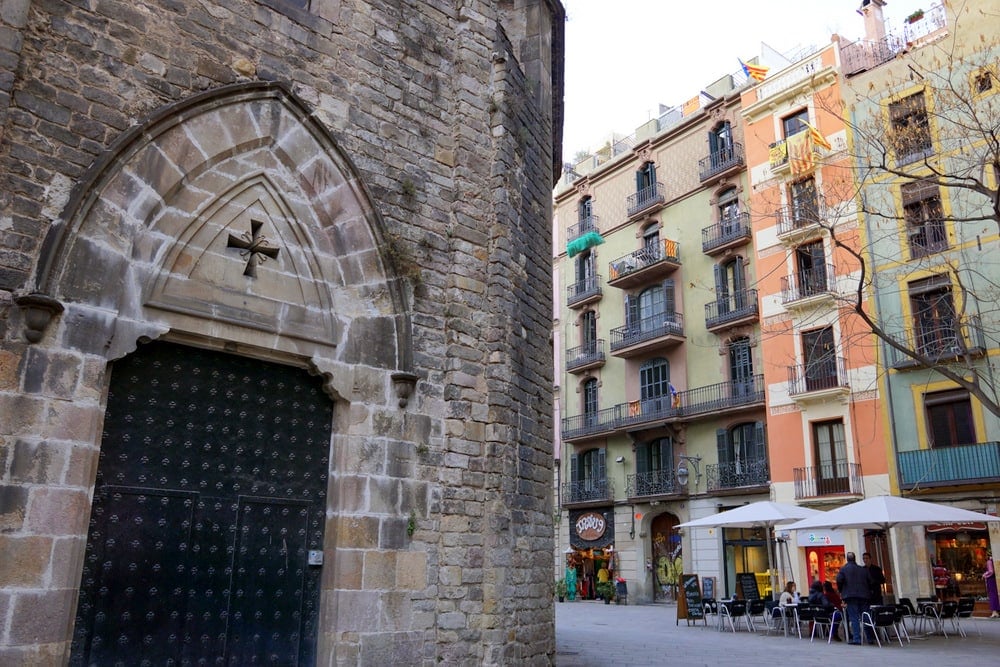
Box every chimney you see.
[859,0,888,41]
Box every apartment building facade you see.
[553,76,769,603]
[840,0,1000,600]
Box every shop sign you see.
[796,529,844,547]
[926,522,987,533]
[574,512,606,541]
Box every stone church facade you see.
[0,1,563,664]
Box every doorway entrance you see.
[70,341,333,665]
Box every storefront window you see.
[930,526,990,598]
[722,527,770,598]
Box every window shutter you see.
[714,263,724,294]
[659,438,673,472]
[753,422,767,462]
[709,128,720,155]
[648,162,657,183]
[570,453,579,483]
[716,428,730,464]
[626,294,640,329]
[734,256,746,291]
[636,442,649,474]
[597,448,606,481]
[636,168,644,192]
[663,279,676,318]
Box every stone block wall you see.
[0,0,563,664]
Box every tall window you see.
[639,357,670,411]
[570,447,607,501]
[636,162,657,194]
[635,438,673,495]
[925,389,975,447]
[709,122,734,166]
[902,180,946,258]
[583,378,598,425]
[642,223,660,257]
[795,240,827,297]
[718,188,740,233]
[625,280,676,336]
[812,419,849,494]
[578,196,594,231]
[715,257,746,315]
[802,327,837,391]
[581,310,597,349]
[575,249,595,291]
[890,92,931,165]
[783,109,809,138]
[717,422,767,486]
[790,177,818,225]
[909,275,958,357]
[728,337,754,397]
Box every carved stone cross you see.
[227,220,280,277]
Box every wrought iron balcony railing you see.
[567,215,600,243]
[776,204,823,237]
[561,376,765,440]
[626,469,682,498]
[707,457,770,492]
[609,312,684,352]
[781,264,836,304]
[898,441,1000,488]
[787,356,849,396]
[626,182,666,217]
[608,239,680,283]
[565,339,605,373]
[705,289,758,330]
[885,316,986,368]
[561,478,613,505]
[702,213,751,254]
[698,143,745,182]
[793,462,863,499]
[566,274,602,308]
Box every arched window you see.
[715,421,767,487]
[714,256,746,315]
[625,281,676,334]
[583,378,598,425]
[709,121,734,167]
[575,249,595,284]
[570,447,608,500]
[718,187,740,230]
[639,357,670,405]
[580,310,597,350]
[578,196,594,231]
[634,437,674,495]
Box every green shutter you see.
[636,442,649,474]
[717,428,730,464]
[570,454,579,483]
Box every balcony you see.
[609,312,684,358]
[702,213,751,256]
[885,316,987,369]
[567,215,600,243]
[705,289,759,332]
[707,457,770,493]
[566,274,603,309]
[626,469,684,500]
[841,33,905,76]
[793,462,864,499]
[775,205,823,244]
[561,376,765,442]
[607,239,680,289]
[699,143,745,183]
[566,339,606,374]
[787,356,850,402]
[781,264,836,309]
[768,138,791,173]
[561,478,613,506]
[626,181,666,218]
[898,442,1000,489]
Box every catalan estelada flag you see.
[804,121,832,150]
[739,58,769,82]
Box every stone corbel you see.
[391,371,419,408]
[15,293,64,343]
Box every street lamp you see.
[676,455,702,488]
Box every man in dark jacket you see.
[836,552,872,644]
[863,552,886,605]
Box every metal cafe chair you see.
[746,598,768,632]
[810,605,838,643]
[861,606,903,647]
[889,604,910,643]
[954,597,978,637]
[897,598,919,634]
[703,598,721,629]
[719,599,752,633]
[937,600,960,638]
[793,603,818,640]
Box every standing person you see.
[837,552,872,645]
[985,552,999,618]
[863,552,886,606]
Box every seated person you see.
[823,581,844,642]
[779,581,797,607]
[807,580,830,607]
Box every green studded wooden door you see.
[71,341,332,666]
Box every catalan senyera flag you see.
[804,121,832,151]
[739,58,769,82]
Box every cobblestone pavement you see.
[556,600,1000,666]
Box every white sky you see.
[561,0,930,158]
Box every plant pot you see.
[558,596,564,603]
[604,598,611,604]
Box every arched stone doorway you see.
[651,512,680,601]
[32,82,411,664]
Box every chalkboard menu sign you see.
[678,574,704,625]
[737,572,760,600]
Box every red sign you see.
[575,512,607,541]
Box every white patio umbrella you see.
[785,495,1000,597]
[677,501,823,600]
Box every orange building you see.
[741,41,891,590]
